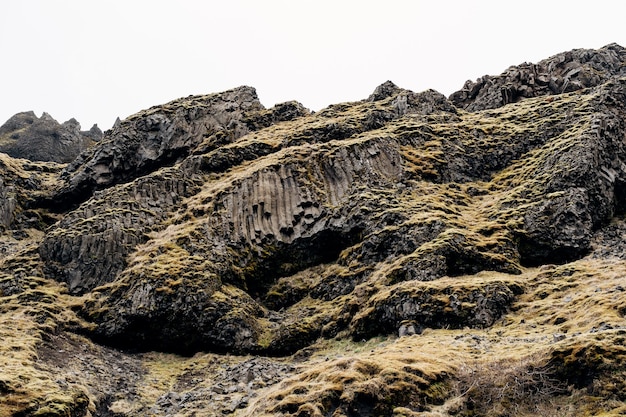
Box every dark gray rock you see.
[350,279,523,340]
[0,177,17,230]
[450,43,626,111]
[51,86,266,210]
[31,46,626,359]
[0,111,98,163]
[517,188,594,266]
[39,166,203,294]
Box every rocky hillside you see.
[0,111,102,163]
[1,43,626,417]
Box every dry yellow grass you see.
[0,277,90,416]
[2,76,626,417]
[234,251,626,416]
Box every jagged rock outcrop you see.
[38,58,626,357]
[0,111,101,163]
[39,95,311,293]
[0,153,63,233]
[39,167,204,294]
[4,44,626,417]
[50,87,310,211]
[350,278,524,339]
[451,43,626,111]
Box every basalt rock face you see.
[4,45,626,416]
[39,63,626,357]
[50,86,307,211]
[39,90,310,294]
[451,43,626,111]
[43,86,469,354]
[0,111,101,163]
[0,153,63,233]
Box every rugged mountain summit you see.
[451,42,626,111]
[2,44,626,416]
[0,111,102,163]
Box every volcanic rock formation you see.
[0,111,102,163]
[2,44,626,416]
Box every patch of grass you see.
[246,335,457,417]
[0,279,92,416]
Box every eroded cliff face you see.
[3,44,626,416]
[49,86,308,211]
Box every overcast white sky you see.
[1,1,625,130]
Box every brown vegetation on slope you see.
[1,44,626,416]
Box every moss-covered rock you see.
[35,68,626,357]
[3,44,626,416]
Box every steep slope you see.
[40,74,626,357]
[1,44,626,417]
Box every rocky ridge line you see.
[37,44,626,357]
[1,43,626,417]
[0,111,102,163]
[451,43,626,111]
